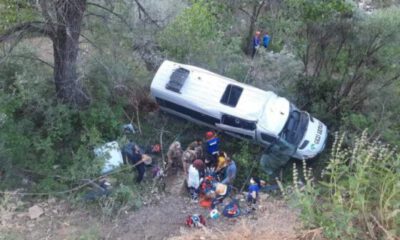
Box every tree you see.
[239,0,266,56]
[283,2,400,116]
[0,0,90,106]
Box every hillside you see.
[1,171,303,240]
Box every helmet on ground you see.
[210,209,220,219]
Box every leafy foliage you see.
[280,132,400,239]
[0,0,37,32]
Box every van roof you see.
[151,60,276,122]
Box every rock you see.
[16,213,27,218]
[29,205,44,219]
[48,198,56,204]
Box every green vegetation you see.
[280,132,400,239]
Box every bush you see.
[0,57,125,193]
[279,131,400,239]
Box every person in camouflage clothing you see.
[166,141,183,171]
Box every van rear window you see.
[166,68,190,93]
[220,84,243,107]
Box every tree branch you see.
[133,0,161,28]
[0,21,52,43]
[87,2,134,31]
[38,0,56,33]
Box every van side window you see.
[261,133,276,143]
[220,84,243,107]
[166,68,190,93]
[222,115,256,130]
[156,97,219,125]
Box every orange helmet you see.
[255,31,261,35]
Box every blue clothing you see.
[221,161,237,185]
[263,34,270,48]
[206,137,220,155]
[248,184,260,193]
[253,36,260,48]
[247,184,260,203]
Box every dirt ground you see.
[0,171,302,240]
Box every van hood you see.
[258,96,290,136]
[295,118,328,159]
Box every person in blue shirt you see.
[263,32,270,49]
[247,176,261,211]
[252,31,261,58]
[205,131,220,158]
[221,156,237,185]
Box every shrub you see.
[279,131,400,239]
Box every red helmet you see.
[205,131,214,139]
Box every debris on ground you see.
[28,205,44,220]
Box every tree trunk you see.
[53,0,90,106]
[242,1,266,56]
[244,4,258,55]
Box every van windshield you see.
[279,108,308,147]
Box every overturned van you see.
[150,60,328,159]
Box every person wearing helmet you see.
[205,131,219,157]
[252,31,261,58]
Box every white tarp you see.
[94,141,124,174]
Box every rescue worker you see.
[221,155,237,185]
[204,153,217,176]
[247,176,261,211]
[187,138,202,151]
[166,141,183,171]
[205,131,220,161]
[122,142,149,183]
[187,159,205,201]
[215,151,228,181]
[263,32,270,49]
[187,138,203,159]
[182,149,197,175]
[252,31,261,58]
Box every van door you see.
[215,114,256,139]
